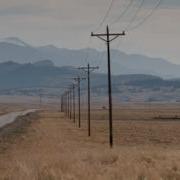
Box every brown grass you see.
[0,105,180,179]
[0,104,26,115]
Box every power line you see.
[110,0,135,26]
[83,0,116,68]
[125,0,146,31]
[94,0,115,32]
[128,0,162,31]
[113,0,162,50]
[111,0,146,50]
[83,36,92,65]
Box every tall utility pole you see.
[65,91,68,117]
[61,95,63,112]
[60,95,63,112]
[72,84,76,123]
[67,91,70,118]
[64,93,66,114]
[39,93,42,108]
[69,87,72,120]
[79,64,99,136]
[61,87,71,114]
[61,93,65,113]
[68,82,76,123]
[91,25,125,147]
[39,89,42,108]
[64,92,66,115]
[74,76,86,128]
[69,90,71,119]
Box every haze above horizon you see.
[0,0,179,64]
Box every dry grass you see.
[0,104,180,179]
[0,104,26,115]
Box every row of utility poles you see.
[61,25,125,147]
[61,65,98,136]
[78,65,99,136]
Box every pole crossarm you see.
[73,76,86,82]
[91,31,125,42]
[79,66,99,73]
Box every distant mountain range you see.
[0,60,179,89]
[0,60,80,89]
[0,60,180,102]
[0,37,180,78]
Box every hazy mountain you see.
[33,60,55,67]
[0,60,179,89]
[0,60,180,102]
[0,61,81,89]
[0,37,31,47]
[0,37,180,78]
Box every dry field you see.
[0,103,30,116]
[0,104,180,179]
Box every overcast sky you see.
[0,0,180,64]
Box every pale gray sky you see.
[0,0,180,64]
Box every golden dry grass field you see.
[0,104,180,180]
[0,104,27,115]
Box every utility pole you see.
[79,64,99,136]
[39,94,42,108]
[69,90,71,119]
[67,91,69,118]
[38,89,42,108]
[91,25,125,147]
[60,95,63,112]
[61,95,63,112]
[65,91,68,116]
[67,82,76,122]
[74,76,86,128]
[61,87,71,115]
[68,90,70,119]
[69,87,72,120]
[72,84,76,123]
[61,94,65,113]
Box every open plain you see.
[0,103,180,180]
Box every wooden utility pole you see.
[69,88,72,119]
[39,89,42,108]
[74,76,86,128]
[67,91,70,118]
[61,95,63,112]
[63,93,66,115]
[61,94,65,113]
[91,25,125,147]
[79,64,99,136]
[65,91,68,116]
[72,84,76,123]
[68,84,75,121]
